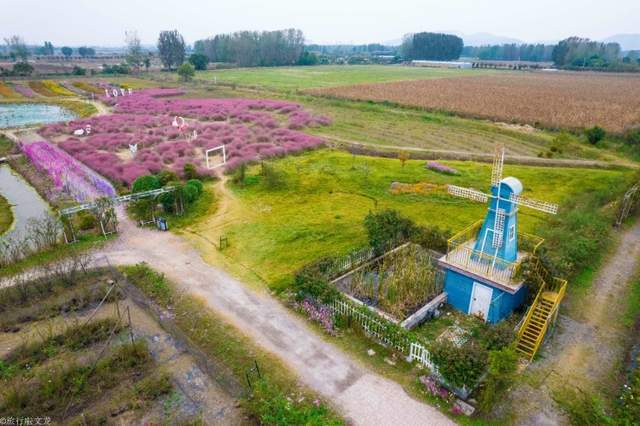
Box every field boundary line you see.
[326,136,636,170]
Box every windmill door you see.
[469,282,493,321]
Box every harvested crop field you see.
[309,72,640,133]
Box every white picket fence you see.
[330,297,435,371]
[408,342,435,370]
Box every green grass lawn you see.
[183,65,491,90]
[0,193,13,235]
[186,149,632,290]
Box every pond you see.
[0,165,51,240]
[0,103,76,129]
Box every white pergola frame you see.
[205,145,227,169]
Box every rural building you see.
[411,60,473,69]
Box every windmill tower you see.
[440,144,559,323]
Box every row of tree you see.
[3,36,97,59]
[400,32,464,61]
[462,44,555,62]
[551,37,621,67]
[193,29,305,67]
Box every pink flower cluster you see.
[421,375,451,400]
[301,298,335,335]
[12,84,37,98]
[426,161,459,175]
[21,140,116,202]
[39,89,331,186]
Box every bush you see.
[188,53,209,71]
[156,170,178,186]
[183,162,198,180]
[186,179,203,196]
[429,339,488,389]
[12,62,33,76]
[181,182,199,204]
[624,127,640,146]
[131,175,161,193]
[585,126,606,145]
[478,346,519,411]
[364,209,416,254]
[293,258,340,303]
[410,224,450,253]
[177,62,195,81]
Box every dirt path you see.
[499,220,640,425]
[100,213,453,425]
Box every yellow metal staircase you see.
[516,262,567,360]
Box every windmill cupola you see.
[439,144,557,323]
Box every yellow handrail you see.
[517,281,547,339]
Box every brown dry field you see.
[308,71,640,133]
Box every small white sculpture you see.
[129,144,138,157]
[172,116,186,130]
[73,129,85,136]
[104,89,110,98]
[85,124,92,135]
[120,88,125,96]
[112,89,119,97]
[192,129,198,140]
[128,88,133,95]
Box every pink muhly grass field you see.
[39,88,331,187]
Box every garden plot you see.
[39,88,330,187]
[332,244,444,324]
[0,266,244,424]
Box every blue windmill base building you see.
[442,177,545,323]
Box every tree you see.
[78,46,95,57]
[157,30,185,70]
[36,41,54,56]
[61,46,73,58]
[125,31,144,72]
[4,35,29,61]
[177,62,195,81]
[188,53,209,70]
[298,51,319,65]
[401,32,463,61]
[193,28,305,67]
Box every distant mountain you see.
[602,34,640,51]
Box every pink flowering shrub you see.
[21,140,116,202]
[299,298,335,335]
[12,84,37,98]
[39,88,331,187]
[426,161,459,175]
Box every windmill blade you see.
[491,143,505,187]
[510,194,559,215]
[448,185,489,203]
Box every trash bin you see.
[156,217,168,231]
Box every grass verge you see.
[122,263,343,425]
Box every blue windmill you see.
[440,144,558,323]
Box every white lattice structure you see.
[447,185,489,203]
[205,145,227,170]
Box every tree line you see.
[193,29,305,67]
[462,44,554,62]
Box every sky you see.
[1,0,638,46]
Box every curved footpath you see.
[100,214,453,425]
